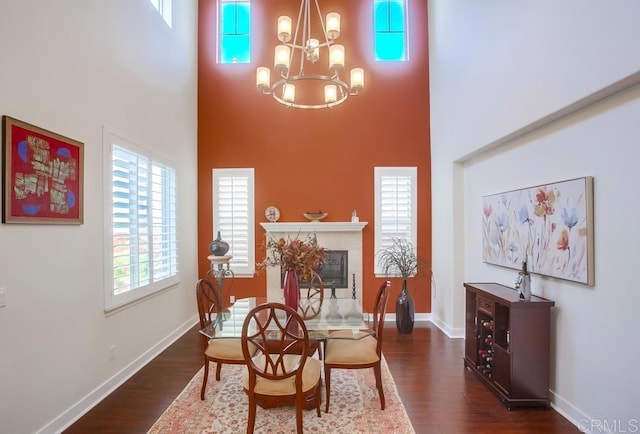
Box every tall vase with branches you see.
[257,234,325,312]
[377,238,428,334]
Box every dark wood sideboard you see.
[464,282,555,409]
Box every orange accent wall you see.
[197,0,431,313]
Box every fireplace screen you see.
[281,250,348,288]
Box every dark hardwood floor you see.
[65,322,579,433]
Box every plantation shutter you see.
[374,167,417,275]
[111,145,178,295]
[112,146,151,293]
[151,162,178,282]
[213,169,255,276]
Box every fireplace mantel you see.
[260,221,367,233]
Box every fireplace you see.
[261,221,367,305]
[281,250,348,288]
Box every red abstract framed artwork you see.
[2,116,84,224]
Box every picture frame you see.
[482,176,594,285]
[2,116,84,224]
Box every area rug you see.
[148,355,414,433]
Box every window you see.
[213,168,255,276]
[374,167,417,275]
[150,0,172,27]
[104,128,178,311]
[374,0,408,61]
[219,0,251,63]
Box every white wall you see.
[429,0,640,430]
[0,2,199,433]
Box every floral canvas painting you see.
[482,177,594,285]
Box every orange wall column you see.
[197,0,431,313]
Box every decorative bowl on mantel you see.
[303,211,328,222]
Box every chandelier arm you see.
[273,92,348,110]
[314,0,331,46]
[283,40,333,50]
[306,0,312,44]
[271,74,345,87]
[291,0,306,77]
[285,74,347,83]
[268,74,349,109]
[294,0,305,40]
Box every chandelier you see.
[255,0,365,109]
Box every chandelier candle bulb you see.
[326,12,341,39]
[324,84,337,103]
[274,45,290,71]
[256,67,270,90]
[329,44,345,71]
[277,16,292,42]
[350,68,364,91]
[283,83,295,102]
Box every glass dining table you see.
[199,296,374,341]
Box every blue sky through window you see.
[374,0,406,61]
[220,1,250,63]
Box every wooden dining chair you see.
[196,278,251,400]
[323,280,391,413]
[299,271,324,320]
[299,271,325,359]
[241,302,322,434]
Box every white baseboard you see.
[38,315,199,434]
[383,313,464,338]
[550,390,593,433]
[429,316,464,338]
[384,312,431,322]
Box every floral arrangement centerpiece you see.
[257,234,325,311]
[257,234,325,281]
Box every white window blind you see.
[151,162,178,281]
[374,167,417,275]
[213,168,255,276]
[105,128,179,311]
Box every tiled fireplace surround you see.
[260,222,367,309]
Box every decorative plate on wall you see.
[265,206,280,222]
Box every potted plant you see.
[376,238,429,334]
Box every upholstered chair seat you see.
[243,354,321,396]
[323,332,379,365]
[205,339,246,360]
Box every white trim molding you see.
[260,221,367,233]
